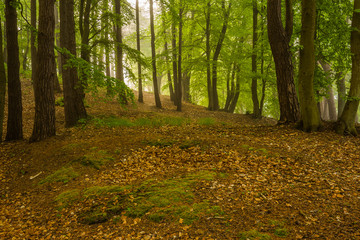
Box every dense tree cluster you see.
[0,0,359,142]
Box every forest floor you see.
[1,79,360,240]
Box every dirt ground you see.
[1,79,360,239]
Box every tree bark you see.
[150,0,161,108]
[252,0,261,118]
[31,0,37,85]
[53,1,62,93]
[177,2,183,112]
[336,72,346,117]
[298,0,321,132]
[0,18,6,142]
[136,0,143,103]
[211,1,231,111]
[206,1,213,110]
[30,0,56,142]
[60,0,87,127]
[5,0,23,141]
[336,0,360,135]
[267,0,300,123]
[319,60,337,121]
[79,0,91,86]
[172,22,178,106]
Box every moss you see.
[83,185,125,198]
[80,211,109,225]
[39,167,79,184]
[274,228,289,237]
[198,117,216,126]
[79,150,114,169]
[55,189,81,208]
[239,230,271,240]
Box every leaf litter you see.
[0,82,360,239]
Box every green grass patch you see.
[274,228,289,237]
[239,230,271,240]
[78,149,114,169]
[135,116,189,127]
[39,167,79,184]
[198,117,216,126]
[55,171,224,226]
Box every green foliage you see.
[55,97,64,107]
[197,117,216,126]
[79,149,114,169]
[39,167,79,184]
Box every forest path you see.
[1,81,360,239]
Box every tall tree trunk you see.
[336,72,346,117]
[136,0,143,103]
[53,1,62,93]
[298,0,321,132]
[22,4,29,72]
[177,1,183,112]
[206,1,213,110]
[30,0,56,142]
[252,0,261,118]
[60,0,87,127]
[79,0,91,86]
[31,0,37,84]
[319,60,337,121]
[228,64,241,113]
[5,0,23,141]
[267,0,300,123]
[211,1,231,111]
[172,22,178,106]
[336,0,360,135]
[0,18,6,142]
[224,63,235,112]
[150,0,161,108]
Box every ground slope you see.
[1,81,360,239]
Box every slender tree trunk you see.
[267,0,300,123]
[79,0,91,86]
[136,0,143,103]
[177,2,183,112]
[298,0,321,132]
[60,0,87,127]
[53,2,62,93]
[5,0,23,141]
[206,1,213,110]
[150,0,161,108]
[252,0,261,118]
[114,0,124,83]
[165,41,175,101]
[336,0,360,135]
[31,0,37,84]
[319,60,337,121]
[22,4,29,72]
[30,0,56,142]
[228,64,241,113]
[172,22,178,106]
[224,63,235,112]
[211,1,231,111]
[0,18,6,142]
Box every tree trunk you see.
[150,0,161,108]
[336,72,346,117]
[136,0,143,103]
[252,0,261,118]
[267,0,300,123]
[30,0,56,142]
[60,0,87,127]
[0,18,6,142]
[228,64,241,113]
[79,0,91,86]
[336,0,360,135]
[298,0,321,131]
[5,0,23,141]
[206,1,213,110]
[211,1,231,111]
[172,22,178,106]
[319,60,337,121]
[114,0,124,83]
[31,0,37,85]
[53,1,62,93]
[177,2,183,112]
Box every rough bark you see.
[0,18,6,142]
[30,0,56,142]
[136,0,143,103]
[5,0,23,141]
[336,0,360,135]
[267,0,300,123]
[252,0,261,118]
[298,0,321,132]
[60,0,87,127]
[150,0,161,108]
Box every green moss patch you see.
[239,230,271,240]
[78,149,114,169]
[39,167,79,184]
